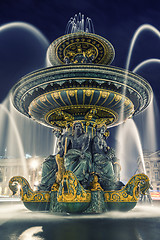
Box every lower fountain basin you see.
[9,172,150,214]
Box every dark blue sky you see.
[0,0,159,101]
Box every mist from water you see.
[0,22,54,184]
[119,24,159,121]
[116,119,146,182]
[1,202,160,225]
[133,59,160,152]
[116,24,160,180]
[0,99,28,177]
[1,201,160,240]
[0,95,55,184]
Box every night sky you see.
[0,0,160,100]
[0,0,160,176]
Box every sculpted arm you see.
[81,134,90,153]
[61,133,72,153]
[92,136,100,153]
[103,140,109,153]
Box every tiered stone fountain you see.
[9,16,151,213]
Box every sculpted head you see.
[53,128,62,138]
[72,121,84,135]
[99,125,106,134]
[96,124,110,137]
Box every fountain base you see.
[9,172,149,213]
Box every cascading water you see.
[0,98,27,177]
[65,12,95,34]
[126,24,160,71]
[133,58,160,73]
[116,24,160,179]
[0,22,55,193]
[116,119,146,183]
[133,60,160,153]
[0,21,49,46]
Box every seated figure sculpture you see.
[38,121,121,191]
[92,124,121,190]
[38,130,66,191]
[38,155,58,191]
[64,121,92,187]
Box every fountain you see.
[9,14,151,214]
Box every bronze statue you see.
[92,124,119,190]
[64,122,92,187]
[38,129,66,190]
[38,122,122,191]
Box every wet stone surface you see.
[1,202,160,240]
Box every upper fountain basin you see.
[47,32,115,66]
[10,64,152,129]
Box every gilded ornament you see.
[90,175,103,191]
[9,176,51,202]
[53,92,60,99]
[85,121,90,132]
[55,154,66,183]
[45,104,118,128]
[85,89,92,97]
[104,174,150,203]
[124,99,130,106]
[86,121,90,126]
[95,118,108,127]
[85,109,97,121]
[104,130,110,138]
[57,171,91,203]
[40,96,46,102]
[54,121,68,127]
[51,183,59,191]
[69,90,75,97]
[102,92,109,98]
[61,111,74,121]
[115,95,122,101]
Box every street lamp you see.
[30,159,39,170]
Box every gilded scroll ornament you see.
[104,174,150,202]
[57,171,91,203]
[9,176,50,202]
[85,109,97,121]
